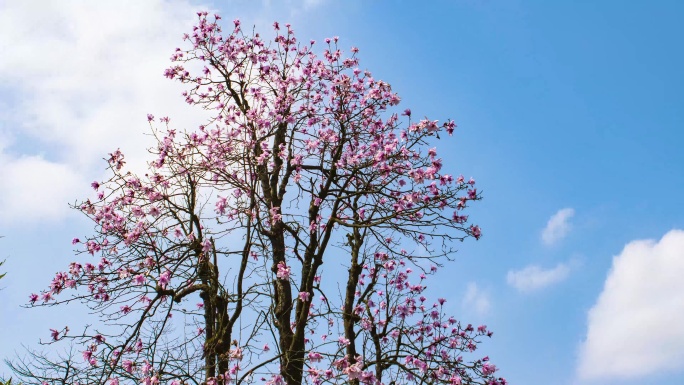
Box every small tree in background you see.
[0,236,5,285]
[10,13,505,385]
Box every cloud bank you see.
[0,0,209,224]
[577,229,684,380]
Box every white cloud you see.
[507,262,571,293]
[541,208,575,246]
[577,229,684,380]
[0,0,211,223]
[0,155,85,223]
[462,282,491,317]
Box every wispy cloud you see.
[462,282,491,317]
[507,262,572,293]
[541,208,575,246]
[303,0,325,8]
[577,229,684,380]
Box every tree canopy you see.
[11,13,505,385]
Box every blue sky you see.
[1,1,683,384]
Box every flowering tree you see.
[10,13,505,385]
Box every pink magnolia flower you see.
[298,291,310,301]
[121,360,134,373]
[202,239,212,252]
[343,360,364,380]
[270,206,282,223]
[158,271,171,288]
[215,196,228,215]
[470,225,482,240]
[276,262,291,280]
[141,360,152,375]
[133,274,146,285]
[265,375,285,385]
[482,363,497,376]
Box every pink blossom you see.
[470,225,482,240]
[308,351,322,363]
[141,360,152,375]
[343,360,364,380]
[158,271,171,288]
[270,206,282,223]
[298,291,310,301]
[215,196,228,215]
[276,262,291,280]
[122,360,133,373]
[265,375,285,385]
[133,274,146,285]
[482,363,497,376]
